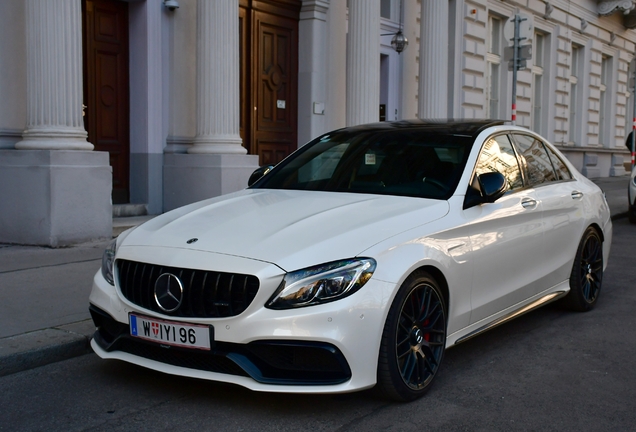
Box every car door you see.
[510,133,585,289]
[463,134,545,325]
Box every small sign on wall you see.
[277,100,286,109]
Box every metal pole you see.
[511,14,519,126]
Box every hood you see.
[122,189,449,271]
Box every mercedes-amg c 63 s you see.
[89,120,612,401]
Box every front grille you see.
[116,259,260,318]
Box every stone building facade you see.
[1,0,635,245]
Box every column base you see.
[15,128,93,151]
[0,150,112,246]
[163,153,259,212]
[187,136,247,154]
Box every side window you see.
[544,145,573,180]
[512,134,557,185]
[475,135,524,190]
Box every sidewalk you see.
[0,175,631,377]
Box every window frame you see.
[509,133,574,187]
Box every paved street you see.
[1,217,634,431]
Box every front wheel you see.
[562,227,603,312]
[377,271,447,402]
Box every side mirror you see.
[463,171,508,209]
[478,171,508,203]
[248,165,274,187]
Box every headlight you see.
[101,238,118,285]
[266,258,376,310]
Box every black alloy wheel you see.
[563,227,603,312]
[377,271,447,401]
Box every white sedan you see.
[89,120,612,401]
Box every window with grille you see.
[531,33,545,133]
[569,44,582,144]
[487,16,503,118]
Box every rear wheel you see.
[562,227,603,312]
[377,271,447,402]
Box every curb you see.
[0,320,94,377]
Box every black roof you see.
[332,119,507,138]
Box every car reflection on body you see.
[89,120,612,401]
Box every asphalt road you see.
[1,218,635,432]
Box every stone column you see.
[189,0,245,154]
[16,0,92,150]
[418,0,449,119]
[346,0,380,126]
[163,0,257,211]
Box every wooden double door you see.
[81,0,299,203]
[240,0,300,166]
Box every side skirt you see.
[453,290,568,346]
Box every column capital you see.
[300,0,330,21]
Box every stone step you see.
[112,203,147,218]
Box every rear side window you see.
[512,134,557,186]
[544,145,573,180]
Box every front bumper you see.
[88,252,396,393]
[90,304,352,386]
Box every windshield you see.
[252,129,474,199]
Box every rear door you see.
[510,133,585,288]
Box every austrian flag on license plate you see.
[129,313,211,350]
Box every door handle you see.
[521,197,537,209]
[571,190,583,200]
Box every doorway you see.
[82,0,131,204]
[239,0,300,166]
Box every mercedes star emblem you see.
[154,273,184,312]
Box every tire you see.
[629,203,636,224]
[377,271,447,402]
[562,227,603,312]
[629,190,636,224]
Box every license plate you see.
[129,313,211,350]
